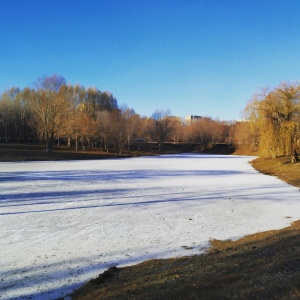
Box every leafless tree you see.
[146,109,176,152]
[28,75,69,152]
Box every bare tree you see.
[189,118,224,150]
[0,87,32,143]
[146,109,176,152]
[0,90,14,144]
[28,75,69,153]
[110,110,127,155]
[232,121,258,152]
[66,109,96,150]
[97,110,112,152]
[120,106,143,151]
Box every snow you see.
[1,154,300,299]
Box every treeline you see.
[0,74,249,154]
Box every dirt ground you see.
[0,142,195,162]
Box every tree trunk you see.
[45,131,54,153]
[292,149,299,163]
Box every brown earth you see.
[0,143,138,162]
[0,143,194,162]
[251,155,300,188]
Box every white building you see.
[185,115,203,125]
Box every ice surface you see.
[1,154,300,299]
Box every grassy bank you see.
[0,143,195,162]
[251,156,300,188]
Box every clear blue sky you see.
[1,0,300,120]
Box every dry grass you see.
[251,156,300,188]
[0,143,193,162]
[0,144,161,163]
[0,144,118,161]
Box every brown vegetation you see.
[0,75,248,156]
[0,142,196,162]
[251,156,300,188]
[246,82,300,158]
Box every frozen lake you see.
[1,154,300,299]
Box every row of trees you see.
[0,74,248,154]
[0,75,119,152]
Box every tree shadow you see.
[0,168,253,183]
[0,182,291,216]
[0,246,180,300]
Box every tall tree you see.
[28,75,69,153]
[97,110,112,152]
[0,90,14,143]
[120,106,142,151]
[0,87,32,143]
[109,109,127,155]
[246,82,300,158]
[66,108,96,150]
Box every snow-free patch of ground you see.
[1,154,300,299]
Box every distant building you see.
[185,115,203,125]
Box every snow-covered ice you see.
[1,154,300,299]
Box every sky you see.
[1,0,300,120]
